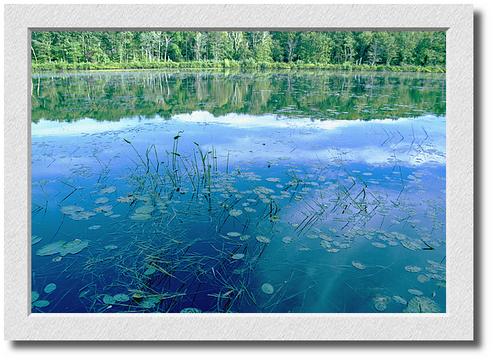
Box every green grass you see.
[32,60,446,73]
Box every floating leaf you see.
[408,288,424,296]
[320,240,332,251]
[401,240,421,251]
[70,211,96,221]
[100,186,116,194]
[404,265,422,273]
[229,209,243,217]
[403,296,441,313]
[256,235,271,244]
[59,239,89,256]
[392,295,408,305]
[180,307,202,313]
[319,233,332,241]
[227,232,241,237]
[372,296,390,311]
[103,295,115,305]
[60,205,84,215]
[43,283,56,294]
[36,239,85,256]
[32,235,42,245]
[282,236,294,244]
[135,205,154,214]
[261,283,274,295]
[36,241,65,256]
[130,213,152,221]
[371,242,386,248]
[231,253,245,260]
[32,300,50,308]
[144,267,157,276]
[32,291,40,303]
[113,294,130,302]
[94,205,112,213]
[351,261,366,270]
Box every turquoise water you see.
[31,71,446,313]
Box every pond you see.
[31,70,446,313]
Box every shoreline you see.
[32,61,446,74]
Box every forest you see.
[31,31,446,72]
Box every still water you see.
[31,70,446,313]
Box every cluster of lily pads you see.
[32,282,57,310]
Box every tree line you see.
[31,31,445,70]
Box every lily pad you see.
[401,240,421,251]
[135,205,154,214]
[392,295,408,305]
[180,307,202,313]
[229,209,243,217]
[231,253,245,260]
[59,239,89,256]
[227,232,242,237]
[261,283,274,295]
[32,291,40,302]
[320,240,332,251]
[32,235,42,245]
[371,242,386,248]
[94,205,113,213]
[144,266,157,276]
[36,241,65,256]
[43,283,56,294]
[113,293,130,302]
[403,296,441,313]
[103,295,115,305]
[60,205,84,215]
[319,233,332,241]
[256,235,271,244]
[100,186,116,194]
[130,212,152,221]
[408,288,424,296]
[351,261,366,270]
[372,296,390,311]
[404,265,422,273]
[282,236,294,244]
[32,300,50,308]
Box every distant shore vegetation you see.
[31,31,446,73]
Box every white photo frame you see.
[4,4,473,341]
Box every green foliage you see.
[31,71,446,123]
[32,31,446,72]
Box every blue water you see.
[31,72,446,313]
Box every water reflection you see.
[31,71,446,313]
[32,70,446,122]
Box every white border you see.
[4,4,473,341]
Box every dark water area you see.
[31,70,446,313]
